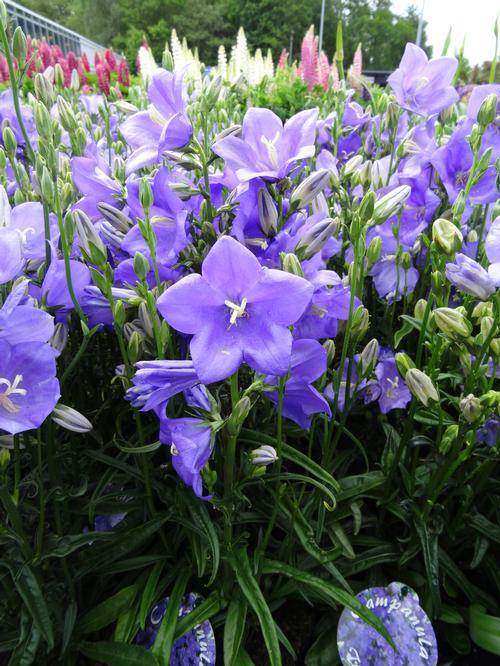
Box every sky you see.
[392,0,498,65]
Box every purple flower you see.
[212,107,318,182]
[325,357,381,413]
[388,43,458,116]
[157,235,313,384]
[476,416,500,447]
[71,150,122,221]
[0,340,59,435]
[467,84,500,160]
[11,201,59,263]
[0,227,23,284]
[40,256,92,320]
[370,256,419,302]
[485,217,500,286]
[121,69,192,174]
[0,280,55,345]
[264,338,331,429]
[0,89,37,147]
[374,349,411,414]
[126,360,200,417]
[160,416,213,498]
[445,253,496,300]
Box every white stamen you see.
[224,297,248,326]
[415,76,430,92]
[386,376,399,399]
[0,374,27,414]
[170,443,179,456]
[260,131,280,169]
[148,104,167,127]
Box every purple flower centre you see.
[455,170,470,186]
[0,374,26,414]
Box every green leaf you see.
[281,443,340,492]
[230,548,282,666]
[186,494,220,585]
[336,472,385,502]
[61,601,78,657]
[224,596,248,666]
[304,628,340,666]
[174,591,225,641]
[40,531,112,559]
[7,562,54,651]
[262,559,395,649]
[139,562,165,629]
[470,513,500,545]
[114,440,162,454]
[394,318,415,348]
[469,605,500,655]
[152,569,190,665]
[7,612,41,666]
[79,585,137,634]
[78,640,159,665]
[414,517,441,615]
[233,647,256,666]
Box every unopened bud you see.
[351,306,370,337]
[205,75,223,105]
[358,190,376,222]
[366,236,382,267]
[227,396,252,436]
[323,339,336,365]
[258,187,278,235]
[139,177,154,214]
[2,126,17,156]
[49,322,68,355]
[97,203,133,233]
[477,93,498,128]
[434,307,472,339]
[133,251,150,282]
[395,352,415,377]
[295,217,337,260]
[213,124,242,144]
[440,424,459,454]
[291,169,331,208]
[359,338,380,376]
[414,298,428,322]
[460,394,482,423]
[432,218,463,254]
[40,167,54,203]
[54,62,65,88]
[282,252,304,277]
[0,1,7,29]
[127,330,143,364]
[372,185,411,224]
[251,444,278,466]
[343,154,363,177]
[52,404,92,433]
[12,27,27,62]
[405,368,439,406]
[112,300,126,328]
[452,191,466,221]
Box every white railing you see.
[4,0,105,59]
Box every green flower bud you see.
[439,424,459,454]
[460,394,482,423]
[401,251,412,271]
[358,190,376,222]
[54,62,65,88]
[34,72,55,105]
[359,338,380,377]
[133,251,150,282]
[2,126,17,156]
[0,1,8,29]
[0,147,6,170]
[405,368,439,406]
[295,217,337,260]
[227,396,252,436]
[323,339,336,365]
[343,154,363,177]
[213,124,242,143]
[74,209,107,267]
[258,186,278,235]
[452,190,466,221]
[366,236,382,268]
[40,166,54,203]
[13,189,25,205]
[414,298,428,322]
[12,27,27,63]
[57,96,78,132]
[477,93,498,129]
[49,322,68,354]
[432,218,463,254]
[395,352,415,377]
[127,330,143,365]
[112,300,126,328]
[97,203,133,233]
[372,185,411,224]
[34,100,52,138]
[351,306,370,338]
[139,177,154,214]
[282,252,304,277]
[434,307,473,339]
[291,169,332,209]
[480,390,500,408]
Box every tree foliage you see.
[20,0,429,70]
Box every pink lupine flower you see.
[78,61,88,86]
[118,57,130,86]
[57,57,71,87]
[96,63,110,95]
[0,55,8,82]
[81,52,90,72]
[105,48,117,72]
[278,48,288,70]
[301,25,318,90]
[317,51,330,91]
[67,51,78,72]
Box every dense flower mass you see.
[0,19,499,663]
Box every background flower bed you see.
[0,5,499,665]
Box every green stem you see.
[224,371,240,499]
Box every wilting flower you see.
[212,107,318,182]
[388,43,458,116]
[160,416,213,498]
[157,236,313,384]
[121,68,192,174]
[445,253,496,301]
[264,338,331,429]
[0,340,60,435]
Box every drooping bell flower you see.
[374,348,412,414]
[445,253,496,301]
[157,235,313,384]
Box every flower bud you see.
[440,424,459,454]
[372,185,411,224]
[351,306,370,338]
[34,100,53,138]
[312,191,330,216]
[0,1,7,29]
[395,352,415,377]
[205,75,223,105]
[138,301,154,338]
[295,217,337,260]
[413,299,428,323]
[359,338,380,376]
[40,167,54,203]
[227,396,252,436]
[323,339,336,365]
[49,322,68,355]
[52,404,92,433]
[70,68,80,91]
[477,93,498,129]
[127,330,143,365]
[133,251,150,282]
[432,218,463,254]
[251,444,278,466]
[33,73,53,106]
[366,236,382,267]
[405,368,439,406]
[480,390,500,408]
[460,394,482,423]
[213,124,242,143]
[472,301,494,320]
[281,252,304,277]
[343,154,363,176]
[97,203,133,233]
[57,96,78,132]
[139,177,154,214]
[112,300,126,328]
[12,27,27,63]
[358,190,376,222]
[258,187,278,235]
[2,126,17,156]
[54,62,65,88]
[434,307,472,339]
[291,169,331,208]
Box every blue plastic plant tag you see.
[337,581,438,665]
[135,592,216,665]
